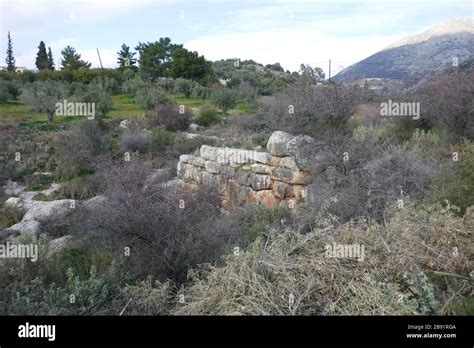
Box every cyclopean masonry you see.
[176,131,320,209]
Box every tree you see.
[60,46,91,70]
[170,47,212,81]
[135,37,182,79]
[117,43,137,70]
[299,64,325,84]
[35,41,49,70]
[47,47,55,70]
[19,80,70,123]
[210,88,237,113]
[5,32,15,71]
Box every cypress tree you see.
[35,41,49,70]
[5,31,16,71]
[47,47,55,70]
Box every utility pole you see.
[96,48,103,69]
[328,59,331,81]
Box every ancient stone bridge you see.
[177,131,319,209]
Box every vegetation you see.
[0,33,472,317]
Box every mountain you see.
[333,18,474,84]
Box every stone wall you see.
[177,131,318,209]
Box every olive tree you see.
[20,80,71,123]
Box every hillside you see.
[334,18,474,83]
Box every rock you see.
[205,161,221,174]
[190,157,206,167]
[250,164,272,174]
[3,180,25,195]
[83,195,108,210]
[279,157,299,170]
[266,131,294,156]
[273,181,291,199]
[41,183,61,196]
[119,119,129,128]
[6,219,41,236]
[250,174,272,191]
[47,235,74,257]
[188,123,200,132]
[235,170,251,186]
[293,185,305,200]
[4,197,23,209]
[286,134,322,172]
[179,154,195,164]
[256,190,279,208]
[22,199,75,223]
[303,184,319,204]
[144,168,173,189]
[271,167,313,185]
[271,167,293,183]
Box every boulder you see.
[266,131,294,156]
[250,174,272,191]
[286,134,322,172]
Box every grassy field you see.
[0,92,254,129]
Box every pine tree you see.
[47,47,55,70]
[5,31,16,71]
[35,41,49,70]
[60,46,91,70]
[117,43,137,70]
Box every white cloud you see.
[186,29,402,75]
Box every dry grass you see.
[173,201,472,315]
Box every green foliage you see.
[149,127,174,154]
[117,43,137,70]
[19,80,71,122]
[135,85,172,110]
[60,46,91,70]
[35,41,49,70]
[210,88,237,113]
[426,139,474,214]
[136,37,181,79]
[5,31,15,71]
[197,104,219,126]
[55,120,109,178]
[170,47,214,82]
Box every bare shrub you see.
[75,160,227,283]
[146,104,191,131]
[305,130,441,223]
[415,68,474,139]
[55,120,109,178]
[264,81,362,139]
[120,127,149,154]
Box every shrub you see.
[149,127,174,154]
[210,88,237,113]
[74,160,226,283]
[303,131,440,223]
[19,80,71,123]
[146,104,191,131]
[264,81,361,139]
[55,120,109,178]
[73,81,113,120]
[120,128,149,153]
[425,139,474,214]
[196,104,219,127]
[173,78,193,98]
[135,85,172,110]
[415,68,474,139]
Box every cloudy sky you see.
[0,0,471,75]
